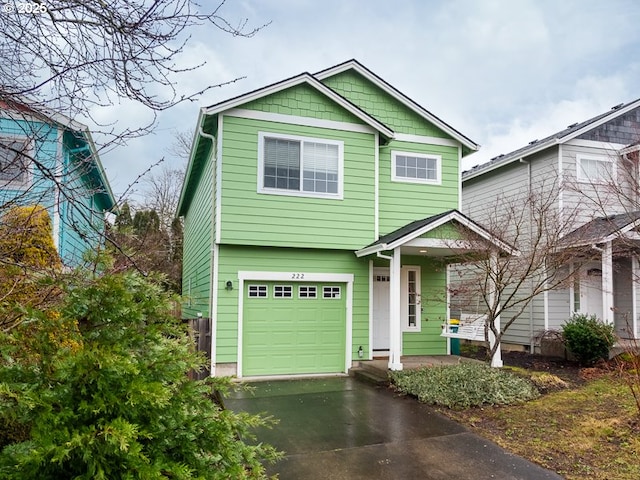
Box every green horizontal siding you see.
[379,140,459,235]
[216,245,369,364]
[182,149,214,318]
[242,83,365,124]
[321,70,448,138]
[401,256,448,355]
[220,115,376,249]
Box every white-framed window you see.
[576,154,614,183]
[0,137,31,189]
[248,285,268,298]
[258,132,343,199]
[298,285,317,298]
[392,151,441,185]
[401,266,421,332]
[323,286,341,299]
[274,285,293,298]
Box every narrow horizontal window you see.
[274,285,293,298]
[576,154,613,183]
[248,285,268,298]
[391,151,441,185]
[323,286,341,299]
[299,285,317,298]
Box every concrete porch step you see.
[349,366,389,386]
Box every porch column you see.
[489,250,503,368]
[388,246,403,371]
[633,256,639,339]
[602,241,614,325]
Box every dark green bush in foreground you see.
[562,313,616,366]
[390,363,540,409]
[0,268,280,479]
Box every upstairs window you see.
[392,151,441,185]
[576,154,613,183]
[0,138,30,188]
[259,132,343,198]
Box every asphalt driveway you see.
[225,376,563,480]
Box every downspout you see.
[198,117,218,376]
[520,158,535,352]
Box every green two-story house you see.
[177,60,507,378]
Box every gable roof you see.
[315,59,480,154]
[463,98,640,181]
[178,60,479,216]
[559,210,640,248]
[355,209,517,257]
[0,99,115,211]
[203,71,394,140]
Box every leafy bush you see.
[0,268,280,479]
[389,363,540,409]
[0,205,62,332]
[562,314,616,366]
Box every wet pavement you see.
[225,376,563,480]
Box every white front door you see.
[580,263,603,319]
[372,268,390,352]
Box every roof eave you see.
[177,108,209,217]
[315,60,479,152]
[463,139,559,182]
[203,72,394,140]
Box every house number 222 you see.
[291,273,305,279]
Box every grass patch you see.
[390,363,539,409]
[442,374,640,479]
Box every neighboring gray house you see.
[461,99,640,350]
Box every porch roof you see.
[559,210,640,248]
[355,209,517,258]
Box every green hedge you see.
[390,363,540,409]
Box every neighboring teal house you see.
[177,60,508,378]
[0,101,116,266]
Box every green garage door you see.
[243,282,346,376]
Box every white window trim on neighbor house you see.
[0,135,33,190]
[257,131,344,199]
[391,150,441,185]
[576,153,615,184]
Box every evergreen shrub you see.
[562,314,616,366]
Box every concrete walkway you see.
[226,376,563,480]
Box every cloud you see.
[95,0,640,204]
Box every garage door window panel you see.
[248,285,268,298]
[274,285,293,298]
[299,285,317,298]
[323,286,341,299]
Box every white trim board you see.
[204,73,393,139]
[226,108,377,135]
[394,133,460,148]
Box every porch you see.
[349,355,484,385]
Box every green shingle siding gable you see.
[219,115,376,249]
[242,83,365,124]
[321,71,448,138]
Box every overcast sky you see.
[100,0,640,203]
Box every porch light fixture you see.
[225,280,233,290]
[358,346,363,358]
[419,249,427,253]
